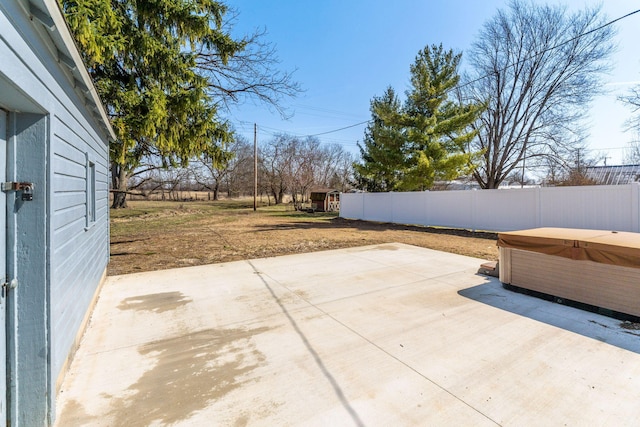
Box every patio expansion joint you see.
[251,261,502,426]
[272,273,480,309]
[340,250,484,285]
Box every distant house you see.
[0,1,114,425]
[310,188,341,212]
[584,164,640,185]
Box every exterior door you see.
[0,110,6,426]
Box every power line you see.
[457,8,640,92]
[306,120,370,137]
[293,104,366,120]
[253,123,364,144]
[255,127,360,147]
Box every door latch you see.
[1,182,34,201]
[2,279,17,298]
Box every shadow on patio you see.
[458,278,640,354]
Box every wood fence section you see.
[340,183,640,232]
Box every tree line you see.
[128,135,353,206]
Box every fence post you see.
[471,189,477,232]
[632,183,640,232]
[423,191,430,227]
[424,191,429,227]
[390,192,395,223]
[536,186,542,228]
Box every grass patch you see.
[108,198,499,276]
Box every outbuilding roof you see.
[20,0,116,140]
[310,188,340,194]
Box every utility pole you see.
[253,123,257,211]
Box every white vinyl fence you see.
[340,183,640,232]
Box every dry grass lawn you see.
[109,199,499,275]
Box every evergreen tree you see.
[62,0,298,208]
[355,44,483,191]
[353,88,405,191]
[62,0,237,207]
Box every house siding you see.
[50,114,109,400]
[0,1,112,425]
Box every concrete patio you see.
[55,243,640,426]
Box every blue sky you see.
[225,1,640,167]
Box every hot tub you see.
[497,228,640,317]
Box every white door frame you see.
[0,109,8,426]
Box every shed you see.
[310,188,341,212]
[0,1,114,425]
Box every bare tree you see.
[620,85,640,164]
[328,151,355,192]
[190,152,230,201]
[542,148,602,186]
[288,138,319,208]
[620,86,640,134]
[223,138,255,197]
[623,136,640,165]
[313,144,354,192]
[259,134,354,206]
[464,0,615,188]
[190,136,255,200]
[196,11,301,116]
[260,135,294,204]
[146,167,192,200]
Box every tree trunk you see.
[213,182,220,200]
[111,163,129,209]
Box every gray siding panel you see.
[52,204,85,230]
[55,232,107,307]
[56,232,108,296]
[53,192,86,211]
[52,215,85,240]
[50,116,109,397]
[53,153,86,178]
[53,174,86,192]
[52,137,86,165]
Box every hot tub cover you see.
[497,228,640,269]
